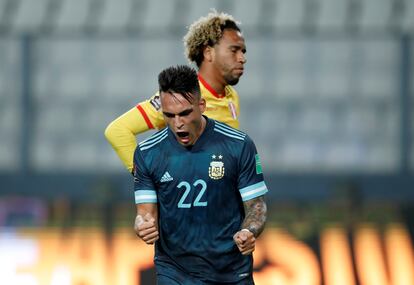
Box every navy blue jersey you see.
[133,117,268,283]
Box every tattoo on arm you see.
[242,196,267,238]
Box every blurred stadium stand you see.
[1,1,414,284]
[0,0,413,202]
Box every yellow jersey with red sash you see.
[104,74,240,172]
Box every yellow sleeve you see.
[104,93,165,173]
[137,92,166,130]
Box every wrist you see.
[241,227,257,237]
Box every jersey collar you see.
[198,74,226,99]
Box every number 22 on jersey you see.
[177,179,207,208]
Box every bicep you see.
[120,106,152,134]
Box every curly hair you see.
[183,10,241,67]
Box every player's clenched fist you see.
[233,229,256,255]
[134,213,159,244]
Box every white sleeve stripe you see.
[214,123,246,137]
[134,191,157,204]
[139,128,168,147]
[135,197,158,204]
[239,181,266,193]
[140,133,168,150]
[136,194,157,199]
[215,121,246,136]
[213,128,245,141]
[135,190,156,195]
[240,185,268,200]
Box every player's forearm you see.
[104,107,151,173]
[105,122,137,172]
[241,196,267,238]
[136,203,158,220]
[135,203,159,244]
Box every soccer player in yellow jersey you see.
[105,11,247,173]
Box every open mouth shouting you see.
[176,131,190,144]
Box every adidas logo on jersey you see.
[160,171,173,183]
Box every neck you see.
[198,66,226,95]
[193,116,207,145]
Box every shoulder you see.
[212,120,248,143]
[137,127,169,153]
[212,120,257,153]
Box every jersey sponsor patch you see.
[209,154,225,180]
[150,95,161,110]
[255,154,262,174]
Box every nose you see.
[173,115,184,129]
[238,51,246,64]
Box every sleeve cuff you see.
[135,190,157,204]
[239,181,268,201]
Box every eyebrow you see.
[230,44,246,53]
[163,107,194,117]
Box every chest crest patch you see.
[209,154,225,180]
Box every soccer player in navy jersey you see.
[133,65,267,284]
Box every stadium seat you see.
[271,40,308,98]
[357,39,398,99]
[231,0,262,28]
[359,0,392,31]
[316,72,350,100]
[0,102,18,138]
[58,68,93,97]
[280,138,317,170]
[11,0,48,33]
[31,140,57,170]
[36,38,89,68]
[316,40,352,99]
[0,141,18,170]
[98,0,132,31]
[99,69,140,100]
[343,107,379,136]
[186,0,222,25]
[62,141,98,170]
[272,0,306,31]
[140,0,176,31]
[324,140,365,170]
[0,0,9,21]
[298,107,334,135]
[0,40,20,96]
[317,0,348,31]
[55,0,91,32]
[366,142,396,170]
[401,0,414,32]
[359,72,396,99]
[236,39,266,97]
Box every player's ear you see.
[199,98,206,113]
[203,46,213,62]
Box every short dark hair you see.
[158,65,201,103]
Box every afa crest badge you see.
[209,154,225,180]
